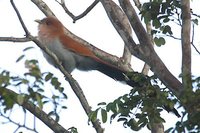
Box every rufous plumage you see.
[35,16,135,87]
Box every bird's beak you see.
[34,19,42,24]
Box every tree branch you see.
[133,1,164,131]
[117,0,183,96]
[10,0,104,132]
[0,37,32,42]
[30,35,104,133]
[132,0,152,75]
[0,87,70,133]
[31,0,54,16]
[1,6,133,131]
[133,0,141,10]
[10,0,29,36]
[56,0,100,23]
[30,0,132,72]
[181,0,192,90]
[100,0,132,66]
[122,45,132,66]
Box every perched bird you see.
[35,16,135,87]
[35,17,181,117]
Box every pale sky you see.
[0,0,200,133]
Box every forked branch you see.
[56,0,100,23]
[9,0,104,132]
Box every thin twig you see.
[10,0,30,36]
[191,42,200,55]
[0,112,38,133]
[30,35,104,133]
[56,0,100,23]
[31,0,54,16]
[191,23,200,55]
[165,34,181,40]
[0,37,32,42]
[10,0,99,132]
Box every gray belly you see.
[42,38,98,73]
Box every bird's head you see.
[35,16,64,40]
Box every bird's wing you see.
[59,33,123,70]
[59,34,96,58]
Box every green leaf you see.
[117,117,127,122]
[68,127,78,133]
[45,73,53,81]
[106,102,117,113]
[21,79,29,84]
[162,25,173,35]
[38,88,44,92]
[62,106,67,109]
[17,94,24,105]
[89,110,98,122]
[163,17,170,23]
[36,93,43,109]
[51,77,61,89]
[48,111,54,117]
[154,37,166,46]
[58,87,64,92]
[192,19,198,25]
[62,93,68,99]
[143,12,151,24]
[55,113,60,122]
[153,19,161,29]
[97,102,106,106]
[110,113,117,123]
[16,55,25,62]
[101,109,107,123]
[128,119,140,131]
[23,46,34,52]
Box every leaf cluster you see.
[140,0,182,46]
[141,0,200,47]
[167,76,200,133]
[89,72,179,131]
[0,47,68,131]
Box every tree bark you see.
[181,0,192,91]
[0,87,70,133]
[118,0,183,96]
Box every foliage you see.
[67,127,78,133]
[0,47,68,132]
[89,72,180,131]
[0,0,200,132]
[89,73,200,132]
[168,76,200,133]
[141,0,200,46]
[140,0,181,46]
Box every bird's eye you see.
[45,20,51,26]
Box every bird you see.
[35,17,181,117]
[35,16,135,87]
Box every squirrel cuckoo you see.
[35,16,134,87]
[35,17,181,117]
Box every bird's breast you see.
[40,37,98,72]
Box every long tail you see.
[96,62,181,117]
[96,62,136,87]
